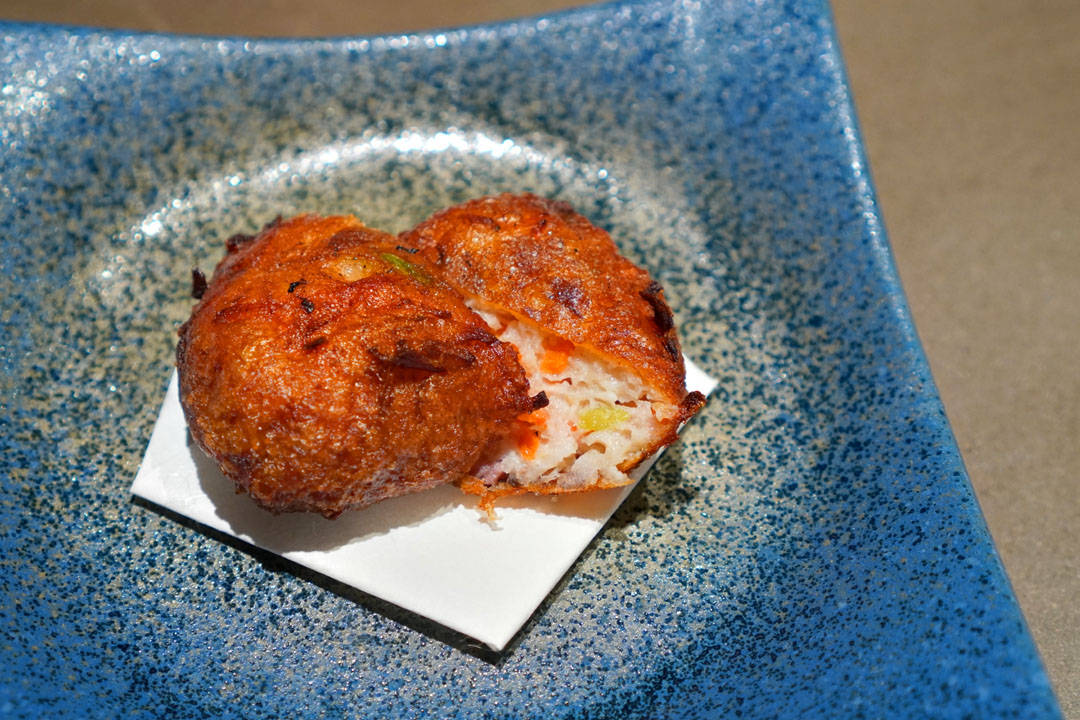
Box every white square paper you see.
[131,361,716,650]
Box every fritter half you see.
[400,194,706,506]
[177,214,537,517]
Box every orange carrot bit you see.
[516,408,549,428]
[513,424,541,461]
[540,351,568,375]
[540,335,575,375]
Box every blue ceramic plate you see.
[0,1,1062,717]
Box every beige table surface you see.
[5,0,1077,715]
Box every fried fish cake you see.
[177,214,537,517]
[400,194,706,505]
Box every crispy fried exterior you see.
[401,194,706,501]
[177,214,535,518]
[454,471,635,516]
[400,194,696,404]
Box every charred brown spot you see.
[370,346,446,374]
[395,245,419,255]
[462,213,500,230]
[454,349,478,365]
[369,338,482,375]
[213,299,258,323]
[530,391,550,410]
[304,337,327,351]
[682,391,707,415]
[300,298,315,314]
[326,228,378,252]
[191,267,207,299]
[663,336,681,361]
[640,281,674,332]
[458,326,499,345]
[226,233,256,253]
[262,215,283,231]
[287,279,307,294]
[551,278,588,317]
[483,471,510,488]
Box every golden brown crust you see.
[177,214,535,518]
[399,193,691,405]
[457,469,639,517]
[401,194,707,505]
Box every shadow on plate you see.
[496,442,700,649]
[133,427,699,663]
[605,442,698,537]
[189,432,466,552]
[129,494,510,665]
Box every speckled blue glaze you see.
[0,1,1062,718]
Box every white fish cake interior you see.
[468,299,681,491]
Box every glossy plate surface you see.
[0,1,1061,717]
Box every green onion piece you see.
[579,404,630,432]
[380,252,432,285]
